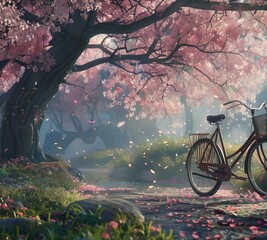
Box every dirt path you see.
[93,185,267,239]
[80,169,267,239]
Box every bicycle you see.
[186,100,267,196]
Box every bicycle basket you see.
[252,113,267,137]
[189,133,210,146]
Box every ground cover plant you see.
[0,159,173,239]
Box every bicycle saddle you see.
[207,114,225,123]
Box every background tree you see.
[0,0,266,163]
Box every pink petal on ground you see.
[226,206,232,211]
[207,219,213,225]
[79,184,106,192]
[229,223,236,228]
[192,231,200,239]
[167,212,174,217]
[249,226,259,233]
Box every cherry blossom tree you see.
[0,0,266,163]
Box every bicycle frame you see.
[187,100,267,196]
[210,122,257,180]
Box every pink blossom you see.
[5,198,14,203]
[50,219,57,223]
[1,203,8,209]
[101,232,110,239]
[150,226,160,232]
[16,212,24,217]
[20,207,28,211]
[107,220,119,231]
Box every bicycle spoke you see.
[246,140,267,195]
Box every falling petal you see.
[117,121,126,127]
[88,120,96,124]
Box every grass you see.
[71,137,257,193]
[128,137,190,180]
[0,159,173,239]
[71,148,132,169]
[71,137,190,181]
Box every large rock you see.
[65,197,145,224]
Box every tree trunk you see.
[0,10,96,163]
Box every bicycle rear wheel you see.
[246,139,267,196]
[186,138,223,196]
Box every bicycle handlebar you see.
[223,100,266,116]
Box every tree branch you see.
[92,1,267,35]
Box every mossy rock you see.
[65,197,145,224]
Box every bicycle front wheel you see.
[186,138,223,197]
[246,139,267,196]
